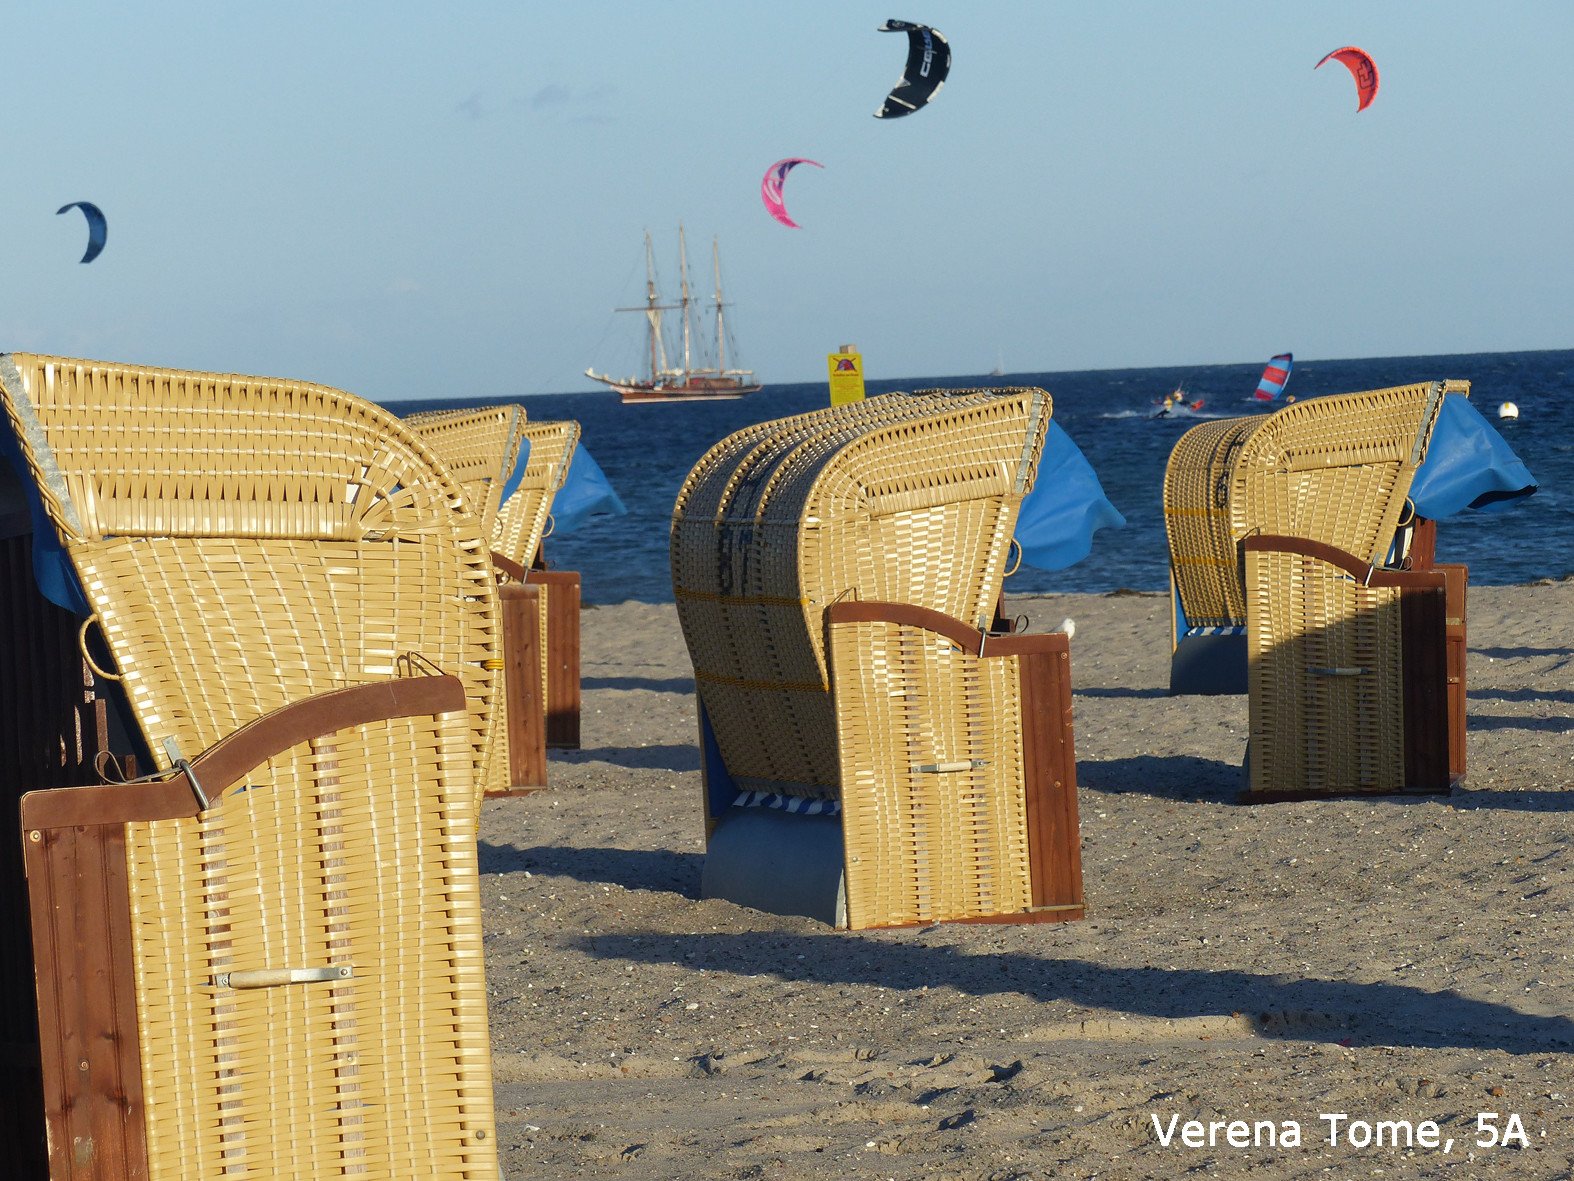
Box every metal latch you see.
[913,759,990,774]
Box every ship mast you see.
[640,231,668,382]
[609,231,678,383]
[713,237,727,374]
[677,224,693,377]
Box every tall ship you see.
[586,226,762,403]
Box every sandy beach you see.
[481,582,1574,1180]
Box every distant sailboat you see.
[990,348,1005,377]
[586,226,762,403]
[1252,352,1294,403]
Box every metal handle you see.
[214,965,353,989]
[1309,666,1368,677]
[914,759,990,774]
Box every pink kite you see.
[761,157,823,229]
[1315,46,1379,112]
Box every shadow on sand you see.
[576,929,1574,1054]
[1469,686,1574,705]
[1468,714,1574,734]
[552,743,702,772]
[1077,754,1242,805]
[1073,686,1170,699]
[479,841,703,899]
[1447,786,1574,813]
[582,675,695,693]
[1472,646,1574,660]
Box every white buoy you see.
[1499,401,1520,420]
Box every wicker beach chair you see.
[407,407,583,791]
[672,388,1083,930]
[500,419,583,751]
[1163,380,1468,797]
[1,354,500,1179]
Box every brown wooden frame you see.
[525,568,582,749]
[489,554,582,794]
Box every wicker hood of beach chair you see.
[673,389,1044,797]
[405,402,529,537]
[673,388,1082,930]
[494,418,581,567]
[0,354,502,1177]
[1164,380,1457,632]
[0,355,506,802]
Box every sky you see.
[4,2,1573,399]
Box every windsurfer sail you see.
[1252,353,1293,402]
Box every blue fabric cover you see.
[0,413,89,615]
[1409,393,1537,518]
[547,444,627,535]
[499,434,530,506]
[1013,419,1126,571]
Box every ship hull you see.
[593,376,762,403]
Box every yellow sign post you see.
[827,344,865,406]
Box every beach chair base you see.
[1169,631,1247,695]
[702,808,847,926]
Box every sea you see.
[384,348,1574,605]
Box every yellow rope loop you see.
[78,615,121,681]
[1004,537,1023,578]
[543,514,555,539]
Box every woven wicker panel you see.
[127,708,497,1179]
[406,404,527,537]
[494,420,580,567]
[1247,547,1407,794]
[0,354,505,803]
[830,616,1033,928]
[1165,382,1449,630]
[1163,417,1258,627]
[672,388,1049,800]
